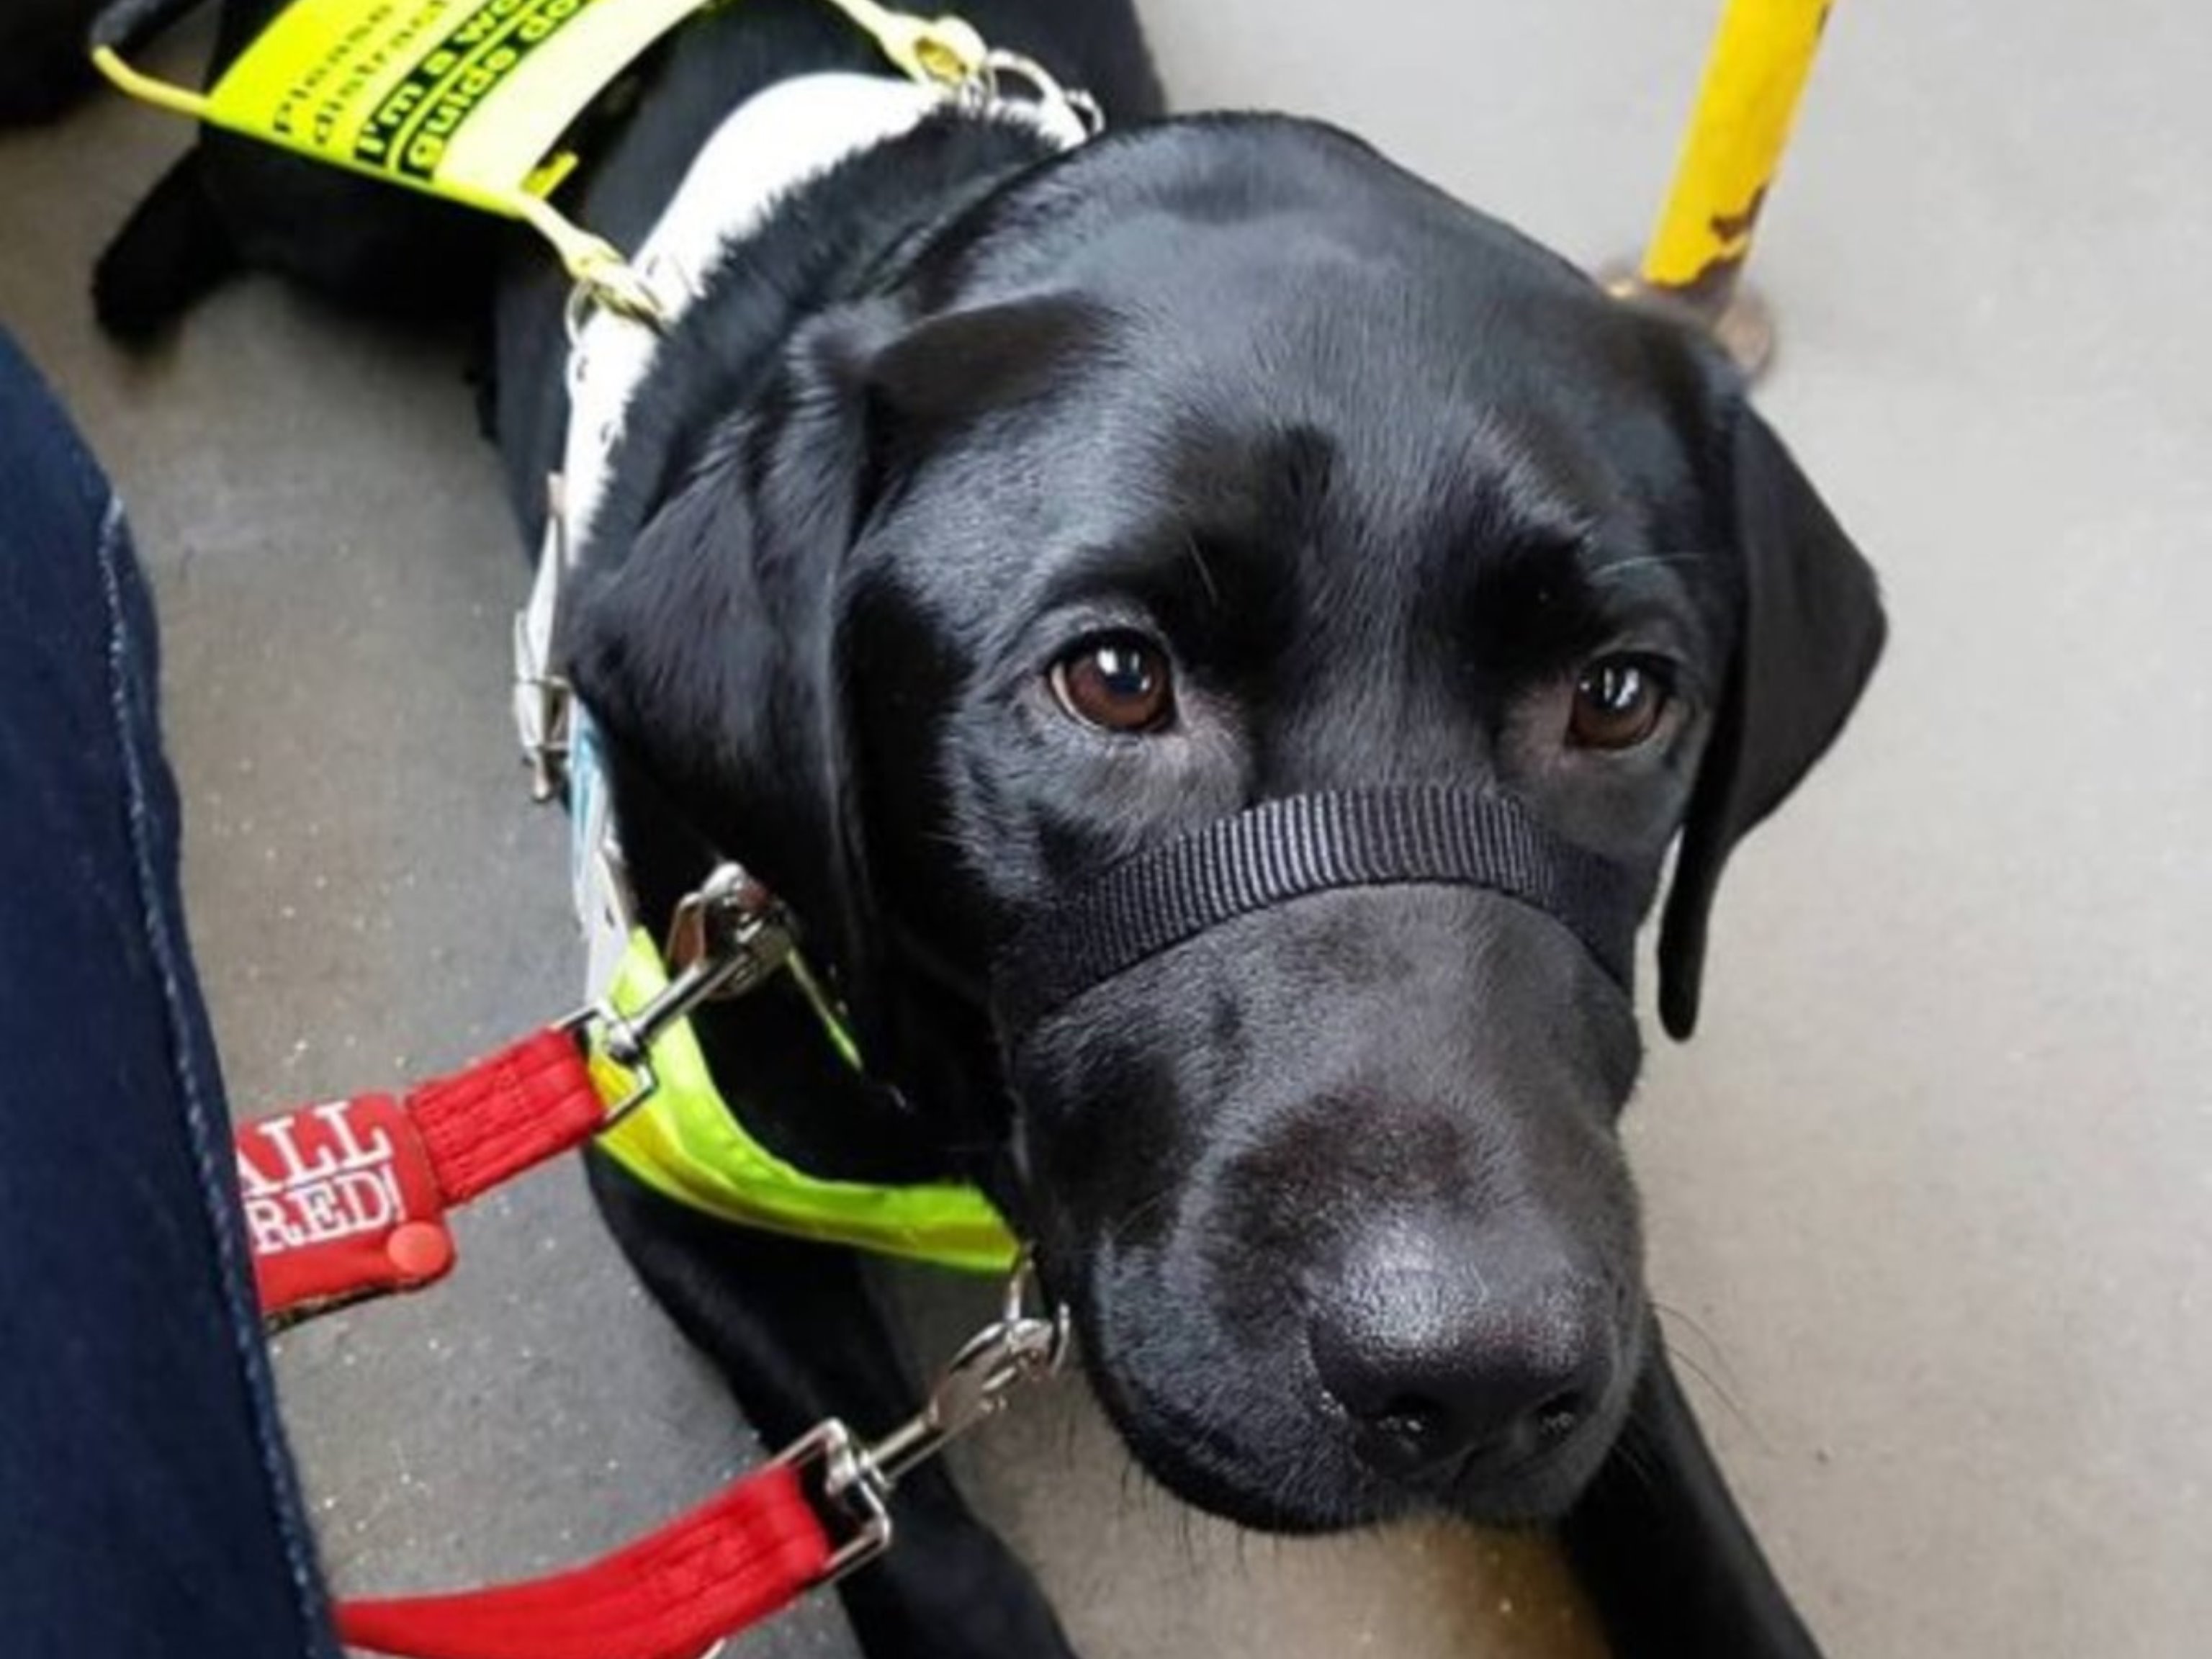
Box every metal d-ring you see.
[962,49,1105,138]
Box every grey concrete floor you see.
[2,2,2207,1655]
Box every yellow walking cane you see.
[1611,0,1837,374]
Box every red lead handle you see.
[234,1028,610,1322]
[235,863,789,1321]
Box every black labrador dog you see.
[94,1,1884,1654]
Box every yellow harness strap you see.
[593,932,1020,1275]
[93,0,991,314]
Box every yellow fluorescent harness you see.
[592,934,1020,1275]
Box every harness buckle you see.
[513,632,573,805]
[515,475,575,803]
[961,48,1104,139]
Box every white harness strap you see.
[562,73,970,554]
[511,68,1092,996]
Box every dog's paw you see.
[93,154,241,343]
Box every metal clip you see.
[513,626,572,804]
[778,1259,1070,1583]
[561,256,673,351]
[570,863,796,1120]
[958,49,1104,141]
[658,866,793,1009]
[514,474,574,803]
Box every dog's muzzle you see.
[992,787,1646,1041]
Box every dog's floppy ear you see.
[1656,397,1886,1040]
[565,295,1100,1058]
[563,302,902,1036]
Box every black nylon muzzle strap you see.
[992,787,1645,1039]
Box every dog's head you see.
[570,118,1883,1530]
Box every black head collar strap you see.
[992,787,1644,1040]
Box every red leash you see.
[335,1460,831,1659]
[233,999,1065,1659]
[239,1023,839,1658]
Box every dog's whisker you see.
[1650,1298,1736,1381]
[1608,1421,1666,1506]
[1583,552,1713,585]
[1179,529,1222,608]
[1100,1182,1181,1252]
[1652,1298,1750,1421]
[1662,1340,1758,1439]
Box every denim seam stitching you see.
[96,498,335,1656]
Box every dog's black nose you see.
[1308,1225,1617,1480]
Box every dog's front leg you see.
[585,1148,1080,1659]
[1559,1336,1823,1658]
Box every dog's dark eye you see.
[1568,655,1671,751]
[1051,634,1175,734]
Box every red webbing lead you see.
[337,1460,835,1659]
[235,1028,610,1321]
[406,1028,611,1203]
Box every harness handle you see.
[89,0,202,54]
[89,0,214,118]
[86,0,1042,328]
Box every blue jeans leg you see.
[0,331,338,1659]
